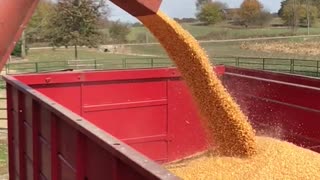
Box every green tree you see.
[239,0,263,27]
[47,0,107,59]
[279,0,320,17]
[196,2,226,25]
[196,0,212,10]
[298,4,318,26]
[26,0,55,44]
[246,10,273,27]
[11,41,22,57]
[278,0,289,17]
[109,21,131,43]
[311,0,320,16]
[279,0,318,30]
[280,0,299,31]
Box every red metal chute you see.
[0,0,40,71]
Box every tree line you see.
[196,0,319,29]
[13,0,319,59]
[13,0,131,59]
[196,0,274,27]
[278,0,319,31]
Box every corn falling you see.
[137,11,256,157]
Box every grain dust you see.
[137,11,256,157]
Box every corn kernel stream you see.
[137,11,256,157]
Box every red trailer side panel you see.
[13,67,225,163]
[4,73,180,180]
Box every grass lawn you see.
[127,23,216,42]
[195,27,320,40]
[127,22,320,42]
[26,48,149,62]
[6,33,320,76]
[6,36,320,76]
[0,141,7,176]
[128,37,320,61]
[124,36,320,77]
[7,48,169,74]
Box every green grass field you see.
[9,22,320,76]
[0,140,7,176]
[6,44,320,78]
[127,23,216,42]
[128,37,320,61]
[7,48,169,74]
[26,48,148,61]
[6,34,319,75]
[126,21,320,42]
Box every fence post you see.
[122,59,127,69]
[290,59,294,73]
[151,58,154,68]
[236,57,240,67]
[94,59,97,70]
[317,61,319,77]
[35,62,39,73]
[262,58,266,70]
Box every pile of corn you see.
[166,137,320,179]
[138,11,256,157]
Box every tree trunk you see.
[74,44,78,60]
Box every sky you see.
[108,0,282,23]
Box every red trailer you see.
[2,0,320,179]
[3,66,320,180]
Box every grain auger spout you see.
[110,0,162,17]
[0,0,162,72]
